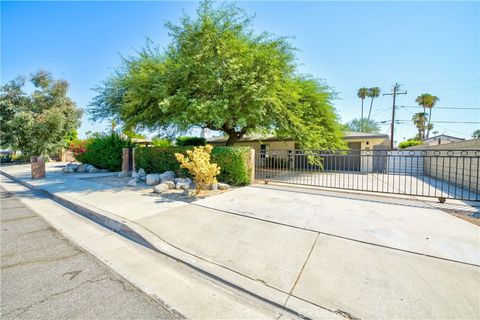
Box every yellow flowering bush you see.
[175,144,221,193]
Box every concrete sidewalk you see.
[1,163,479,319]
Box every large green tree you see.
[89,1,345,149]
[0,71,82,157]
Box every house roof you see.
[207,132,389,143]
[422,134,465,142]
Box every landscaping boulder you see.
[175,178,192,190]
[164,180,176,189]
[159,171,176,182]
[85,164,94,172]
[63,163,78,173]
[146,174,160,186]
[153,183,169,193]
[137,168,147,181]
[218,183,230,190]
[118,171,128,178]
[210,184,219,191]
[132,171,139,179]
[88,167,100,174]
[127,178,138,186]
[76,164,87,173]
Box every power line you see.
[400,105,480,110]
[402,80,479,85]
[380,120,480,124]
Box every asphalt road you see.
[0,187,180,320]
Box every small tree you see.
[415,93,439,138]
[346,118,380,133]
[412,112,429,140]
[472,129,480,139]
[175,145,220,193]
[0,71,82,157]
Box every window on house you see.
[260,144,268,158]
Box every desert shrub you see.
[135,146,251,185]
[175,145,220,192]
[175,136,207,146]
[74,133,132,171]
[398,139,423,149]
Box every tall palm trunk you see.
[361,98,364,120]
[367,97,374,121]
[427,108,433,138]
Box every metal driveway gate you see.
[255,149,480,201]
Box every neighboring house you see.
[207,132,389,153]
[422,134,465,146]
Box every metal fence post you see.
[250,148,255,184]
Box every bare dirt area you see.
[82,175,234,202]
[440,209,480,226]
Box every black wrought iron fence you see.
[255,149,480,201]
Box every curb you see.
[0,170,313,320]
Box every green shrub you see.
[135,146,251,185]
[0,154,12,163]
[135,146,190,177]
[152,138,172,147]
[175,136,207,146]
[211,147,251,185]
[398,139,423,149]
[75,133,132,171]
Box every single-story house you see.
[421,134,465,146]
[207,131,389,153]
[207,132,390,172]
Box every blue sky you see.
[2,1,479,144]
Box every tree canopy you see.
[0,70,82,157]
[89,1,345,149]
[345,118,380,133]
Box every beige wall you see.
[345,137,389,150]
[420,139,479,194]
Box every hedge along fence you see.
[134,146,252,185]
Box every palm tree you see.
[412,112,428,140]
[357,87,369,120]
[415,93,439,138]
[367,87,381,122]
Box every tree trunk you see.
[224,128,247,146]
[361,99,364,120]
[225,134,238,146]
[367,98,374,121]
[426,108,433,138]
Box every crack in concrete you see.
[284,233,320,307]
[2,252,82,269]
[1,215,40,222]
[4,275,110,318]
[335,309,362,320]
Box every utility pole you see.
[383,83,407,149]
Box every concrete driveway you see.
[193,184,480,319]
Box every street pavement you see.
[0,186,180,320]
